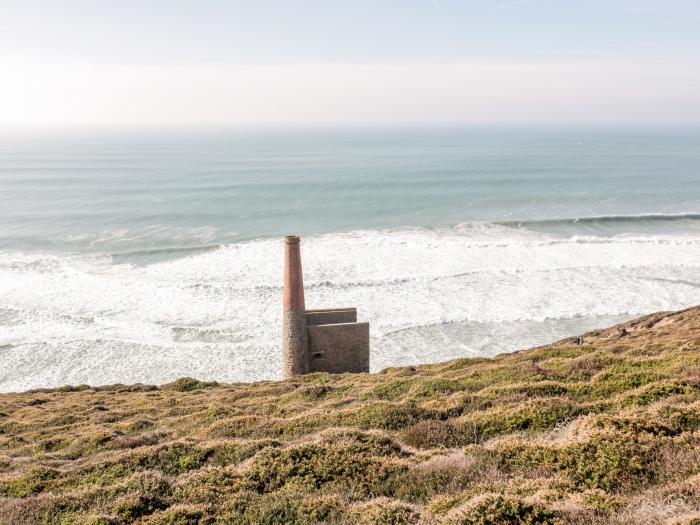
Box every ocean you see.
[1,126,700,392]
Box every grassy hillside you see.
[1,307,700,525]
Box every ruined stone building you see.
[281,235,370,378]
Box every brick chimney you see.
[282,235,309,378]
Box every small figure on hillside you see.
[575,336,584,346]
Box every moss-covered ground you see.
[1,306,700,524]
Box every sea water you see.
[1,127,699,391]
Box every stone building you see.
[281,235,370,378]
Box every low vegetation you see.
[1,306,699,524]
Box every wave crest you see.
[2,223,700,390]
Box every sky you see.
[2,0,700,129]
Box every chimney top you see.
[284,235,300,244]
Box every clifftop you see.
[1,306,700,524]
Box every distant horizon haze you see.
[2,0,700,129]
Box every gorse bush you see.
[453,496,560,525]
[166,378,218,392]
[244,442,407,498]
[402,420,467,449]
[496,435,660,492]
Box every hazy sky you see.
[2,0,700,129]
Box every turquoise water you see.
[2,127,700,260]
[1,127,700,390]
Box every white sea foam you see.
[2,224,700,391]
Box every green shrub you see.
[350,498,422,524]
[144,505,209,525]
[318,430,404,457]
[293,384,337,401]
[620,381,692,407]
[167,378,218,392]
[410,379,463,399]
[143,443,212,475]
[209,439,282,467]
[0,467,60,497]
[497,436,658,492]
[368,380,416,400]
[392,454,489,504]
[557,438,655,492]
[217,489,346,525]
[592,371,665,398]
[591,408,700,437]
[65,432,115,458]
[124,419,155,433]
[84,442,212,478]
[453,496,560,524]
[244,443,407,498]
[459,399,588,442]
[402,420,467,449]
[170,468,241,506]
[113,493,168,521]
[332,402,436,430]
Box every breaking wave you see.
[2,221,700,391]
[498,212,700,227]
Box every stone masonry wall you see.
[307,322,370,374]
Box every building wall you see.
[306,308,357,326]
[307,322,370,374]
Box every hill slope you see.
[1,307,700,524]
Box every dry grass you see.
[1,306,700,524]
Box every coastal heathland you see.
[1,307,699,524]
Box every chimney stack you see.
[282,235,309,378]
